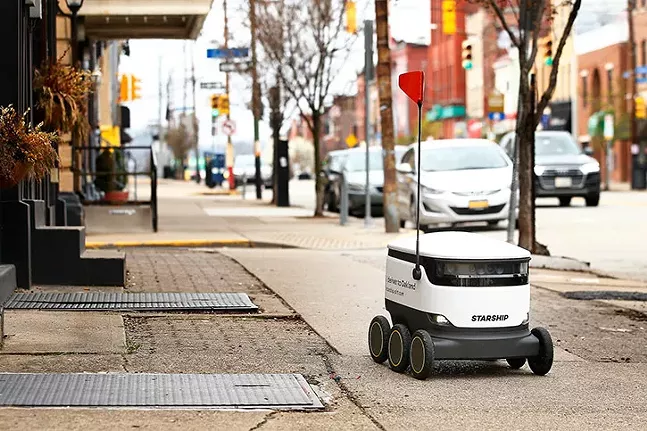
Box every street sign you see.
[222,119,236,136]
[219,62,251,73]
[441,0,456,35]
[637,77,647,84]
[603,114,614,140]
[488,112,504,121]
[636,65,647,74]
[207,48,249,59]
[200,82,225,90]
[346,133,358,147]
[488,92,504,113]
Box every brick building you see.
[390,41,431,141]
[427,0,469,138]
[575,18,632,184]
[321,95,356,154]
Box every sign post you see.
[603,113,614,191]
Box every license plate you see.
[468,200,489,209]
[554,177,572,188]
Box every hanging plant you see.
[0,105,59,188]
[32,50,93,141]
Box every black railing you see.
[71,145,159,232]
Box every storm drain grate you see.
[561,291,647,302]
[4,292,258,312]
[0,373,323,410]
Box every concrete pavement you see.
[224,247,647,430]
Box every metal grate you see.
[0,373,323,410]
[4,292,258,312]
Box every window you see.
[642,40,647,68]
[581,76,588,107]
[607,68,613,104]
[420,146,509,172]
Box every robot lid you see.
[387,231,531,261]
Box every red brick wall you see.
[577,42,631,183]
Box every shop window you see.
[607,68,613,105]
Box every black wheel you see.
[368,316,391,363]
[528,327,554,376]
[558,196,572,207]
[327,191,338,212]
[506,357,526,369]
[399,218,406,229]
[585,193,600,207]
[409,330,435,380]
[388,324,411,373]
[487,220,500,227]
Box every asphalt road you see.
[285,180,647,281]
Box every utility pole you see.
[375,0,398,233]
[250,0,263,199]
[182,41,188,181]
[224,0,235,190]
[191,42,200,183]
[628,0,639,188]
[364,20,374,228]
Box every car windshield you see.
[234,155,255,167]
[344,150,383,172]
[535,134,581,156]
[420,145,509,172]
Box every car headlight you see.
[421,185,443,195]
[580,161,600,174]
[534,165,546,176]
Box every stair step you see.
[80,250,126,287]
[0,264,17,306]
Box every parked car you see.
[332,147,385,216]
[396,139,514,229]
[321,149,349,212]
[499,130,601,206]
[233,154,272,189]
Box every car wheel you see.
[328,192,338,212]
[558,196,572,207]
[585,193,600,207]
[487,220,500,227]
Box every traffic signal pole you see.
[250,0,262,200]
[224,0,235,191]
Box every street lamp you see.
[63,0,85,65]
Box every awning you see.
[71,0,214,40]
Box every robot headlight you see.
[435,260,529,278]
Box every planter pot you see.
[103,190,129,204]
[0,162,30,189]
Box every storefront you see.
[426,104,467,138]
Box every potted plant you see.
[0,105,59,188]
[32,52,93,141]
[94,148,129,204]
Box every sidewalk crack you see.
[248,411,278,430]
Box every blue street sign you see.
[488,112,504,121]
[541,114,550,128]
[636,65,647,74]
[207,48,250,59]
[637,77,647,84]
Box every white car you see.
[396,139,515,229]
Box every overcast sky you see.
[119,0,624,152]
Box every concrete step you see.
[25,199,125,287]
[0,264,17,347]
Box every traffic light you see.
[345,1,357,34]
[217,94,230,115]
[130,75,141,100]
[461,40,473,70]
[119,75,130,102]
[211,94,220,110]
[544,38,553,66]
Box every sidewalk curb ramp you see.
[530,254,620,280]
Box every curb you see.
[530,254,620,279]
[85,239,253,249]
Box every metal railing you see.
[71,144,159,232]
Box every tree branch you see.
[535,0,581,124]
[486,0,520,47]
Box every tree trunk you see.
[375,0,398,233]
[312,112,325,216]
[516,66,534,252]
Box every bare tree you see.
[256,0,357,216]
[472,0,581,254]
[165,118,193,179]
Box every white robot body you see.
[385,231,530,329]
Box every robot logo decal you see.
[386,276,417,296]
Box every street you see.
[283,179,647,281]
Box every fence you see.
[71,144,158,232]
